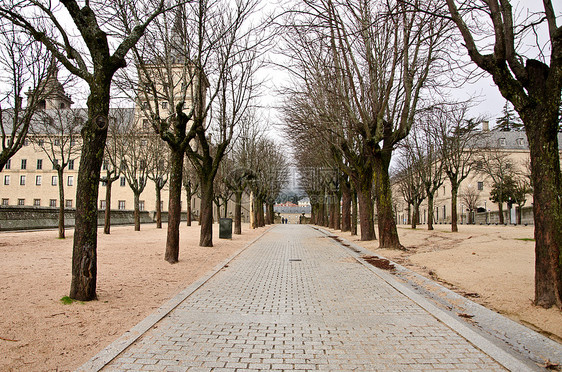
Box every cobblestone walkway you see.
[102,225,508,371]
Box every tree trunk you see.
[70,85,111,301]
[341,182,351,232]
[250,191,257,229]
[498,202,505,224]
[199,176,214,247]
[155,184,162,229]
[357,186,376,241]
[134,192,140,231]
[215,201,221,224]
[57,168,65,239]
[257,198,265,227]
[334,191,341,230]
[328,193,336,229]
[234,191,242,234]
[374,152,400,248]
[265,202,271,224]
[351,188,358,236]
[310,202,316,225]
[186,196,192,226]
[104,177,112,234]
[451,182,459,232]
[412,203,419,229]
[165,148,183,263]
[427,193,434,231]
[317,198,326,226]
[517,205,522,225]
[524,108,562,308]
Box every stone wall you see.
[0,206,153,231]
[474,206,534,225]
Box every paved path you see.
[96,225,522,371]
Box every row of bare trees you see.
[281,0,453,249]
[281,0,562,309]
[0,0,271,301]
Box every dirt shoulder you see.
[0,223,267,372]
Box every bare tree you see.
[182,157,199,227]
[460,184,480,224]
[30,106,83,238]
[147,135,169,229]
[436,104,482,232]
[119,124,150,231]
[0,25,55,171]
[445,0,562,308]
[409,115,445,230]
[128,0,265,263]
[0,0,174,300]
[478,147,516,225]
[102,109,129,235]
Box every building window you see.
[1,198,8,206]
[118,200,126,210]
[498,138,506,146]
[20,175,26,185]
[4,175,9,185]
[4,159,10,170]
[102,161,108,171]
[24,139,29,146]
[516,138,524,146]
[17,199,25,206]
[54,138,60,146]
[52,176,57,186]
[65,199,73,208]
[160,201,164,210]
[162,101,168,109]
[67,176,73,186]
[120,176,126,187]
[139,200,145,211]
[143,101,149,109]
[36,175,42,186]
[37,159,43,170]
[38,139,44,147]
[21,159,27,170]
[141,140,147,147]
[33,199,41,206]
[68,159,75,170]
[477,181,483,191]
[49,199,57,207]
[100,200,106,210]
[142,119,149,130]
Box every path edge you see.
[313,226,541,372]
[76,227,272,372]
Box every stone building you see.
[393,126,562,226]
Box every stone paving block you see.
[98,225,519,371]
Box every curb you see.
[313,226,542,372]
[76,227,272,372]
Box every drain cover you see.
[289,259,302,262]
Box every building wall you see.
[0,140,250,221]
[392,140,562,226]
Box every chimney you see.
[482,120,489,132]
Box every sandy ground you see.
[0,222,267,372]
[327,224,562,343]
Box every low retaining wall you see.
[0,206,152,231]
[474,206,534,225]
